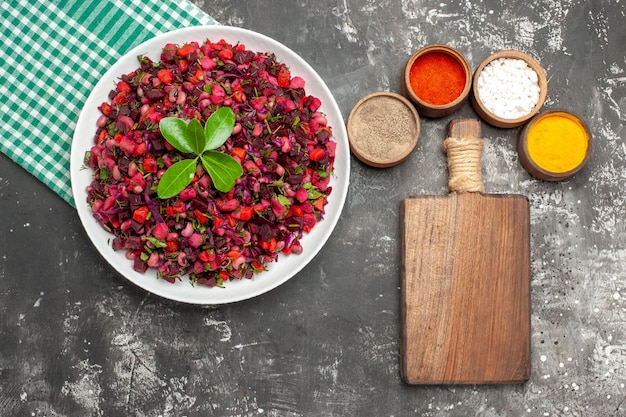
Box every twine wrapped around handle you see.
[442,134,485,193]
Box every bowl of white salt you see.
[471,50,548,128]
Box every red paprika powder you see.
[409,52,466,105]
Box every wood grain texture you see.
[400,192,531,384]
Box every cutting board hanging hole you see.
[443,119,485,193]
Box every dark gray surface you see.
[1,0,625,416]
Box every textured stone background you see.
[1,0,625,416]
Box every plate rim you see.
[70,25,350,305]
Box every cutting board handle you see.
[443,119,484,193]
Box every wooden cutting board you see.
[400,119,531,385]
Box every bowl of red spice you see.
[471,50,548,128]
[401,45,471,118]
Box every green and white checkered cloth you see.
[0,0,217,206]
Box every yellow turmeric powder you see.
[526,112,589,173]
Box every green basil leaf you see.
[159,118,194,154]
[200,151,243,192]
[157,158,198,199]
[186,118,206,155]
[204,107,235,151]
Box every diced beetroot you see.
[133,258,149,273]
[295,188,308,203]
[111,237,126,251]
[151,223,168,240]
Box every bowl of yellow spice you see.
[518,110,592,181]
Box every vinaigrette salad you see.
[84,38,335,287]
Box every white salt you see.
[477,57,541,119]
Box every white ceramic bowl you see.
[70,26,350,305]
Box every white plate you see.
[70,26,350,305]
